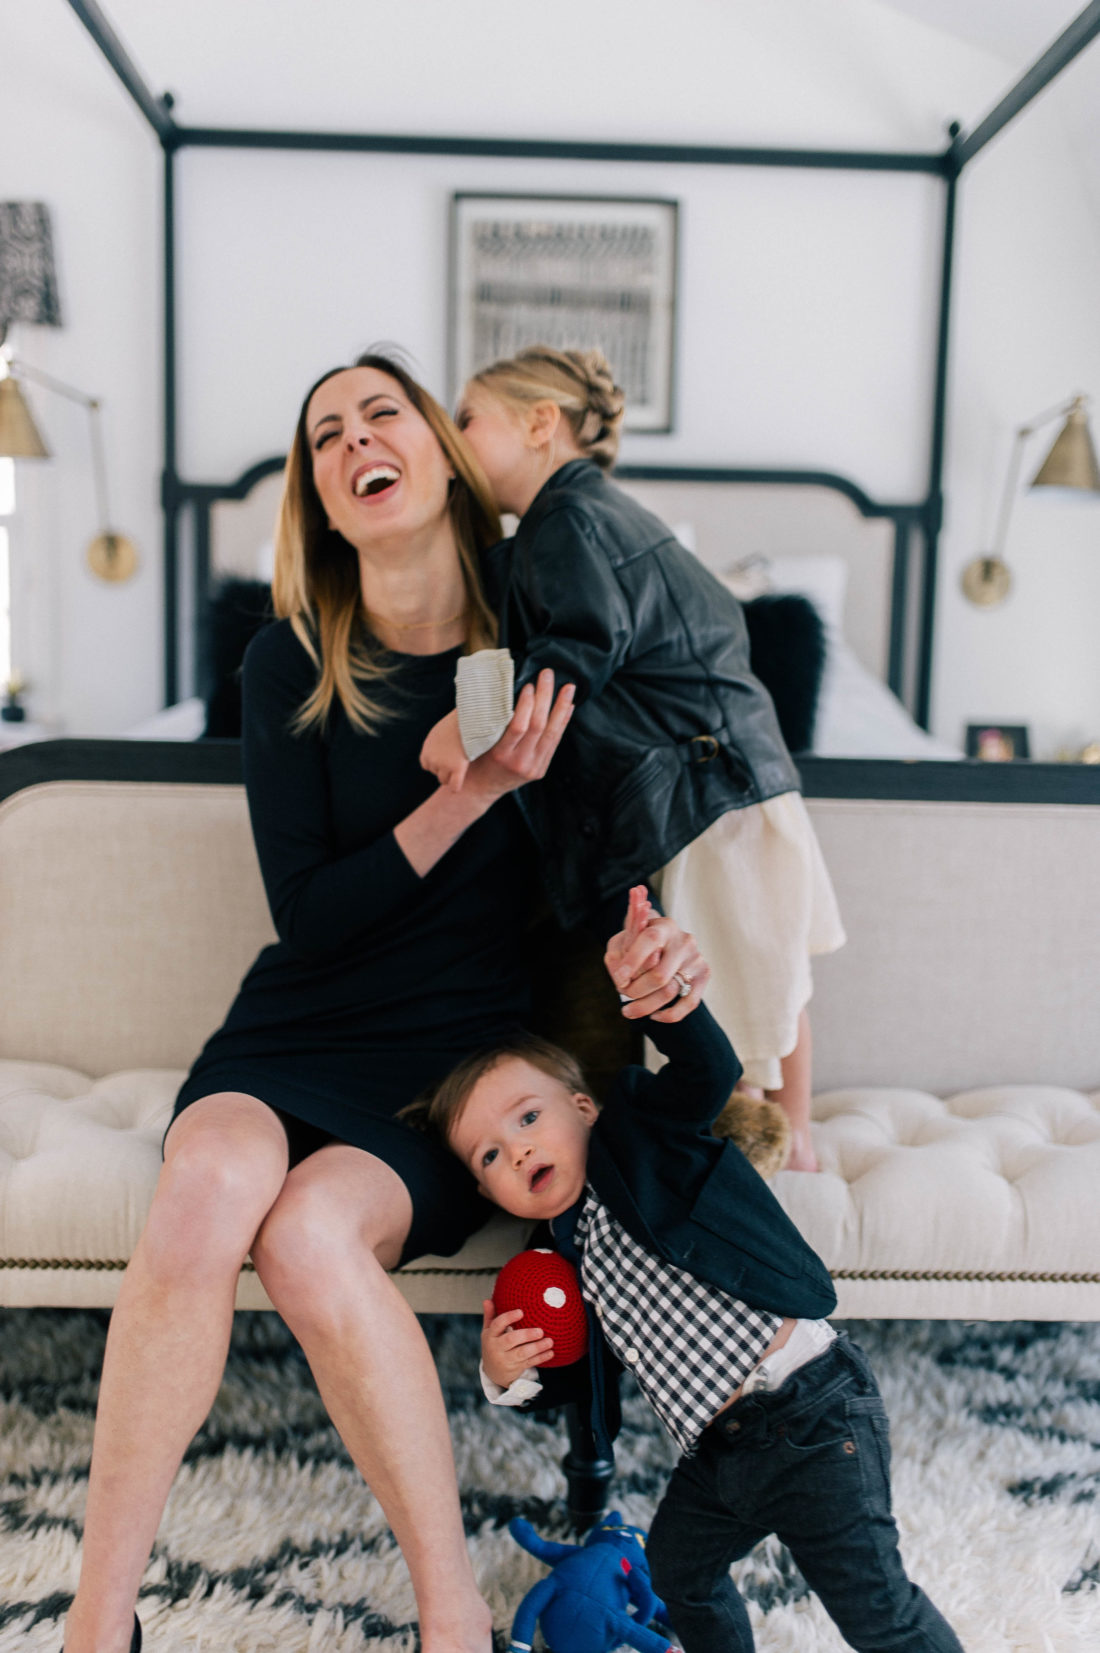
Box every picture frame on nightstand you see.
[965,723,1031,762]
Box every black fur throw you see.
[740,592,826,755]
[203,578,274,738]
[199,579,826,753]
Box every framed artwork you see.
[965,723,1031,762]
[449,193,678,432]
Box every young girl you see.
[421,346,844,1171]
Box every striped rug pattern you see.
[1,1313,1098,1651]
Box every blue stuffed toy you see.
[507,1513,680,1653]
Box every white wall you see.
[937,90,1100,757]
[177,150,941,494]
[2,0,162,734]
[2,0,1099,749]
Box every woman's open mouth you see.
[352,464,400,499]
[529,1165,553,1194]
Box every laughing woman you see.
[61,353,574,1653]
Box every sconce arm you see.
[989,394,1088,561]
[4,356,101,411]
[2,356,113,527]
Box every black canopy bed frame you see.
[63,0,1100,734]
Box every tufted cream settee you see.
[1,742,1098,1321]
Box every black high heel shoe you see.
[61,1613,141,1653]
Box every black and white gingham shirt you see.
[575,1187,783,1455]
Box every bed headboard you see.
[173,459,927,718]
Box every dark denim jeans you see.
[647,1334,964,1652]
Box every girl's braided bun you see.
[471,344,626,470]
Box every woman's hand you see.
[463,669,575,807]
[481,1299,555,1388]
[605,885,710,1022]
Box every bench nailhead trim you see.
[5,1259,1099,1285]
[831,1268,1100,1283]
[1,1258,131,1272]
[0,1258,257,1273]
[0,1257,502,1279]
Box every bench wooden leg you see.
[562,1403,615,1530]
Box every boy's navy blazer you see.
[528,1005,837,1449]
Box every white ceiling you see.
[77,1,1095,135]
[878,0,1087,67]
[880,2,1100,191]
[69,0,1100,206]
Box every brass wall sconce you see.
[0,202,137,583]
[0,348,139,582]
[962,394,1100,606]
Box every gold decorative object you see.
[962,394,1100,608]
[0,374,49,457]
[1053,739,1100,764]
[0,204,59,460]
[960,556,1011,606]
[1031,398,1100,492]
[0,353,138,584]
[1,205,136,583]
[87,532,138,583]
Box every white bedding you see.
[123,698,207,740]
[813,634,959,759]
[714,550,960,761]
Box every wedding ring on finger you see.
[673,971,693,999]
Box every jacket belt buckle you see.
[690,734,720,764]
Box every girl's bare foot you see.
[784,1126,819,1173]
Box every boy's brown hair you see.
[400,1034,591,1145]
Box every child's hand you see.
[481,1298,555,1387]
[420,708,469,792]
[604,885,710,1022]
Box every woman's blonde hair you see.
[273,350,501,735]
[470,345,626,472]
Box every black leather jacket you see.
[481,460,800,928]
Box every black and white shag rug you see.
[1,1312,1097,1652]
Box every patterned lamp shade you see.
[0,203,62,333]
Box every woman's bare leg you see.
[63,1096,290,1653]
[252,1147,492,1653]
[767,1007,818,1171]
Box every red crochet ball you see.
[492,1249,589,1368]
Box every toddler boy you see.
[416,889,963,1653]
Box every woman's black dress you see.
[172,620,535,1261]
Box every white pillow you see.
[716,552,960,760]
[814,639,961,759]
[121,698,207,741]
[719,552,848,636]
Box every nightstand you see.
[0,721,53,751]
